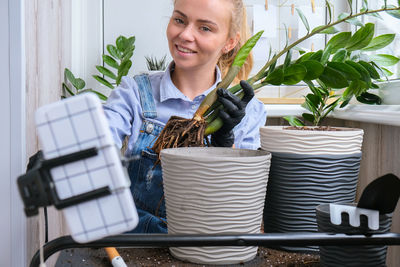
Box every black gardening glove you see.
[211,80,255,147]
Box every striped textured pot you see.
[260,126,364,252]
[316,203,392,266]
[160,147,271,265]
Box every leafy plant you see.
[200,3,400,131]
[152,30,264,155]
[63,35,136,101]
[236,1,400,127]
[62,68,107,100]
[93,35,136,89]
[145,55,168,71]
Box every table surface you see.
[55,246,320,267]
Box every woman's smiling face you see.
[167,0,236,72]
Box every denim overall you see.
[127,74,167,233]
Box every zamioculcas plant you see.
[152,2,400,155]
[93,35,136,89]
[151,30,264,156]
[63,35,136,101]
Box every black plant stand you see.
[30,232,400,267]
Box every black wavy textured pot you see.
[316,203,392,267]
[263,152,362,252]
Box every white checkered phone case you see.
[35,93,138,243]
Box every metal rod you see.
[30,232,400,267]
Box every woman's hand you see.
[211,80,255,147]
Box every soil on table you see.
[56,246,320,267]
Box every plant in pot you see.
[145,54,168,71]
[255,3,400,252]
[154,1,400,258]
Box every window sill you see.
[265,104,400,127]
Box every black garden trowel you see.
[357,173,400,214]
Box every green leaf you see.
[305,93,321,108]
[346,23,375,51]
[338,12,364,27]
[116,36,127,52]
[312,25,339,34]
[266,56,277,76]
[369,54,400,67]
[327,62,361,81]
[92,75,114,89]
[283,50,292,69]
[331,49,348,62]
[118,60,132,77]
[342,80,360,102]
[283,64,307,85]
[64,68,76,84]
[347,0,353,9]
[362,0,368,9]
[96,66,117,80]
[362,34,396,51]
[326,0,333,23]
[358,61,380,79]
[327,32,351,53]
[74,78,85,90]
[304,80,323,99]
[321,44,333,65]
[300,60,325,80]
[125,36,136,50]
[79,89,108,101]
[296,52,315,63]
[62,82,75,96]
[345,61,372,85]
[370,83,379,89]
[366,11,383,19]
[122,50,134,62]
[319,66,349,88]
[232,30,263,67]
[302,113,315,123]
[340,98,351,108]
[309,50,323,61]
[265,68,284,85]
[103,55,119,69]
[381,67,394,76]
[385,5,400,19]
[283,116,305,126]
[296,8,310,32]
[356,92,382,104]
[116,60,133,85]
[107,44,121,59]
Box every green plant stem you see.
[248,6,400,86]
[204,6,400,133]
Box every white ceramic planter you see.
[260,126,364,154]
[160,147,271,265]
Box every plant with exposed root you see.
[153,2,400,155]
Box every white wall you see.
[0,0,26,266]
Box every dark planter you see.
[263,152,362,252]
[316,203,392,266]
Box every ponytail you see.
[217,1,253,85]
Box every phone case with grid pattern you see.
[35,93,138,243]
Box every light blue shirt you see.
[103,64,267,155]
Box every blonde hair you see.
[218,0,253,84]
[172,0,253,84]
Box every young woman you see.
[103,0,267,233]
